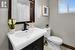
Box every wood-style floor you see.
[44,45,71,50]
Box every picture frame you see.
[42,6,49,16]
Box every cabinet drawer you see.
[22,44,33,50]
[34,36,44,47]
[33,45,43,50]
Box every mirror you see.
[8,0,35,23]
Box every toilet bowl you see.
[47,36,62,45]
[44,28,63,50]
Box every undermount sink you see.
[7,27,47,50]
[14,30,32,38]
[14,28,41,38]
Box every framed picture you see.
[43,6,49,16]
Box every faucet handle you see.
[26,23,29,26]
[25,22,29,26]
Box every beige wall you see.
[49,0,75,47]
[0,0,49,50]
[0,8,8,50]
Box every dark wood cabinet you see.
[8,36,44,50]
[22,36,44,50]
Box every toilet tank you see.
[44,27,51,38]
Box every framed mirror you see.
[8,0,35,23]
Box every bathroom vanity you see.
[8,36,44,50]
[8,28,46,50]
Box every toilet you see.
[44,28,63,50]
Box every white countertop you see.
[7,27,47,50]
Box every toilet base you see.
[47,42,61,50]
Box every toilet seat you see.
[47,36,63,45]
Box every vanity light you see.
[1,1,7,8]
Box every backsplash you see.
[15,23,35,31]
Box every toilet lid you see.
[48,36,63,44]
